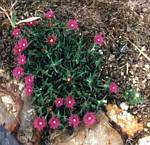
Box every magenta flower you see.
[12,66,24,79]
[24,75,34,85]
[24,85,33,96]
[66,19,78,30]
[83,112,96,127]
[44,9,54,19]
[65,96,76,109]
[94,34,104,45]
[68,114,80,128]
[54,97,63,107]
[17,54,26,65]
[12,28,20,37]
[48,117,60,129]
[47,35,57,46]
[109,82,118,93]
[12,44,23,56]
[33,117,46,131]
[18,38,28,50]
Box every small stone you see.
[142,8,148,13]
[147,122,150,128]
[121,72,124,76]
[132,78,137,84]
[144,128,148,132]
[98,49,103,55]
[145,64,149,70]
[120,44,129,53]
[108,55,115,61]
[147,73,150,79]
[120,102,129,111]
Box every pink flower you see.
[94,34,104,45]
[65,96,76,109]
[54,97,63,107]
[24,85,33,96]
[12,66,24,79]
[24,75,34,85]
[68,114,80,128]
[66,19,78,30]
[33,117,46,131]
[17,54,26,65]
[44,9,54,19]
[109,82,118,93]
[19,23,25,29]
[12,28,20,37]
[18,38,28,50]
[47,35,57,45]
[48,117,60,129]
[12,44,22,56]
[83,112,96,127]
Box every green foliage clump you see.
[123,89,143,105]
[21,17,106,128]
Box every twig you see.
[0,6,15,27]
[138,47,145,57]
[126,62,129,75]
[125,37,150,61]
[0,0,18,28]
[16,16,41,25]
[10,0,18,11]
[0,6,6,12]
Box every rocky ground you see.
[0,0,150,145]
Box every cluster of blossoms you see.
[11,9,119,131]
[34,96,96,130]
[11,28,33,95]
[33,82,118,131]
[33,111,96,131]
[33,81,118,131]
[12,31,33,96]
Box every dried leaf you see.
[16,17,41,25]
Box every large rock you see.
[53,112,124,145]
[0,84,23,132]
[106,104,143,137]
[0,70,40,145]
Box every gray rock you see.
[0,126,20,145]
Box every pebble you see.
[144,128,148,132]
[120,102,129,111]
[147,73,150,79]
[147,122,150,128]
[98,49,103,55]
[142,8,148,13]
[144,64,149,70]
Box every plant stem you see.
[125,37,150,61]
